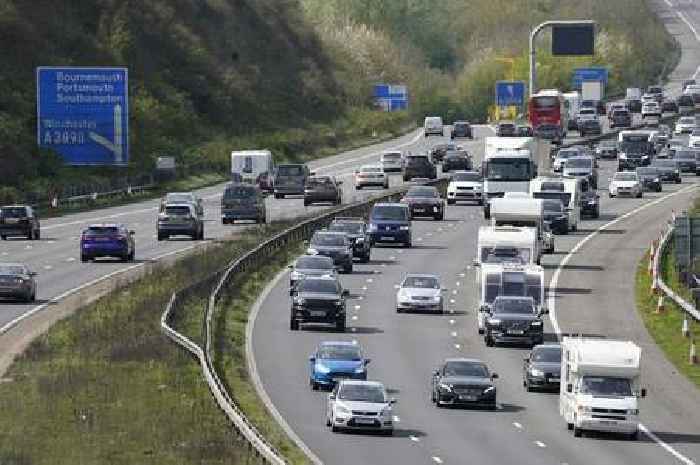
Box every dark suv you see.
[483,296,547,347]
[273,164,311,198]
[400,185,445,220]
[442,151,471,172]
[307,231,353,273]
[289,276,349,331]
[451,121,473,139]
[304,176,342,206]
[368,203,411,247]
[221,183,266,224]
[610,109,632,129]
[328,218,371,263]
[403,154,437,181]
[0,205,40,240]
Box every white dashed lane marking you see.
[450,331,457,337]
[534,441,546,448]
[354,305,361,310]
[432,457,443,464]
[513,422,523,429]
[43,265,52,270]
[66,257,75,262]
[449,319,455,325]
[454,344,461,350]
[409,435,420,442]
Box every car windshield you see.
[531,347,561,363]
[579,109,596,115]
[317,345,361,360]
[0,265,27,275]
[425,117,441,125]
[296,256,334,270]
[532,192,571,206]
[444,361,489,377]
[636,168,658,176]
[614,173,637,181]
[679,117,695,124]
[485,158,532,181]
[328,222,363,235]
[532,96,558,108]
[382,153,401,160]
[164,206,191,216]
[338,384,386,403]
[481,247,530,265]
[0,207,27,217]
[599,141,616,148]
[298,279,338,294]
[361,166,382,173]
[676,151,696,160]
[445,152,466,160]
[653,160,677,168]
[452,172,481,182]
[406,156,430,166]
[224,185,256,199]
[371,206,408,221]
[166,193,194,203]
[493,298,535,314]
[580,376,633,397]
[406,188,438,198]
[277,165,304,176]
[306,177,333,187]
[311,234,346,247]
[85,226,120,236]
[556,150,578,160]
[402,276,439,289]
[566,158,592,169]
[542,199,564,213]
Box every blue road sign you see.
[374,83,408,112]
[36,67,129,166]
[495,81,526,107]
[572,67,608,91]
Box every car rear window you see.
[306,177,333,187]
[0,207,28,218]
[296,256,334,270]
[165,206,191,215]
[298,279,338,294]
[277,165,304,176]
[224,185,256,199]
[85,226,120,236]
[371,205,408,221]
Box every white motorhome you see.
[476,226,538,266]
[530,177,581,232]
[482,137,551,218]
[563,91,581,130]
[230,150,275,192]
[475,262,545,334]
[560,338,646,440]
[490,197,552,257]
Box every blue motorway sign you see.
[571,67,608,91]
[374,84,408,112]
[495,81,526,107]
[36,67,128,166]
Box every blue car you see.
[367,203,412,247]
[309,341,370,390]
[80,223,135,262]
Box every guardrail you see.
[160,178,448,464]
[653,217,700,321]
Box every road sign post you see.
[37,67,129,166]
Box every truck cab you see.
[560,338,646,440]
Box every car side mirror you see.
[433,369,440,377]
[287,265,293,269]
[309,356,316,362]
[641,388,647,398]
[310,172,316,176]
[29,271,38,277]
[342,289,350,297]
[289,288,295,297]
[389,398,397,404]
[567,384,573,393]
[337,180,343,185]
[329,394,336,400]
[491,373,499,380]
[364,358,371,365]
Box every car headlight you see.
[626,409,639,415]
[577,405,592,414]
[619,153,627,159]
[487,318,502,326]
[295,297,306,306]
[315,364,331,374]
[482,386,496,394]
[399,225,410,231]
[356,237,364,243]
[290,271,302,280]
[438,383,453,392]
[530,320,543,326]
[381,405,393,416]
[334,300,343,306]
[368,224,378,232]
[354,366,366,374]
[588,199,597,205]
[529,368,544,377]
[336,404,351,415]
[642,155,649,159]
[654,178,660,182]
[13,277,25,283]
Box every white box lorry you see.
[560,338,646,440]
[582,81,604,102]
[563,91,581,130]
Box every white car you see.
[396,273,444,313]
[326,380,395,435]
[608,171,642,198]
[641,93,657,103]
[641,102,661,118]
[354,165,389,190]
[689,130,700,149]
[446,171,483,205]
[553,148,583,172]
[379,151,403,173]
[675,117,696,135]
[424,116,444,137]
[576,108,598,127]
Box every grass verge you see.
[0,223,292,465]
[635,250,700,389]
[213,242,309,465]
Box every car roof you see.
[1,205,29,208]
[494,295,535,301]
[373,202,407,208]
[0,262,27,267]
[360,164,382,169]
[315,230,347,237]
[331,217,364,223]
[444,357,486,364]
[319,341,359,348]
[297,254,333,261]
[403,273,440,279]
[86,223,123,228]
[338,380,384,388]
[164,202,195,208]
[300,275,339,282]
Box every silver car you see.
[380,151,403,173]
[288,254,337,287]
[0,263,37,302]
[396,273,445,313]
[326,380,395,434]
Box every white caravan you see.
[490,197,552,258]
[230,150,274,191]
[560,338,646,440]
[476,226,538,267]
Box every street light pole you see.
[529,20,596,97]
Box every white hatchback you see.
[326,380,395,434]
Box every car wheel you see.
[336,318,346,332]
[403,176,409,182]
[290,316,299,331]
[361,252,370,264]
[382,429,394,436]
[593,208,600,219]
[637,192,643,199]
[199,227,205,240]
[435,213,444,221]
[80,254,89,263]
[485,336,494,347]
[677,179,682,184]
[128,250,135,262]
[35,230,40,240]
[609,193,614,198]
[573,426,583,438]
[331,424,340,433]
[567,423,574,431]
[157,233,166,241]
[447,199,455,205]
[274,193,283,199]
[27,229,33,240]
[356,185,362,190]
[303,200,310,207]
[326,415,332,427]
[384,181,389,189]
[311,380,319,391]
[404,241,412,248]
[0,235,5,240]
[629,430,639,441]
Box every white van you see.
[230,150,274,192]
[563,92,581,131]
[424,116,444,137]
[530,177,580,232]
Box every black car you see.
[483,296,547,347]
[221,183,267,224]
[651,159,682,183]
[618,138,653,171]
[523,344,562,392]
[304,176,342,206]
[578,178,600,219]
[451,121,473,139]
[534,123,563,145]
[542,199,568,234]
[273,164,311,198]
[636,167,662,192]
[441,151,471,172]
[0,205,41,240]
[626,99,642,113]
[431,358,498,409]
[610,109,632,129]
[400,185,445,220]
[496,122,516,137]
[328,218,371,263]
[429,143,459,163]
[403,154,437,181]
[307,231,353,273]
[578,118,602,136]
[289,276,348,331]
[516,125,534,137]
[661,99,678,113]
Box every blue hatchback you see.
[80,223,135,262]
[309,341,370,390]
[367,203,412,247]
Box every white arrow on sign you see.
[89,104,123,164]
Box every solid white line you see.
[677,11,700,41]
[432,457,443,464]
[409,435,420,442]
[639,424,695,465]
[664,0,673,7]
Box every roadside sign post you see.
[529,21,595,97]
[37,67,129,166]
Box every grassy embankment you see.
[0,223,308,465]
